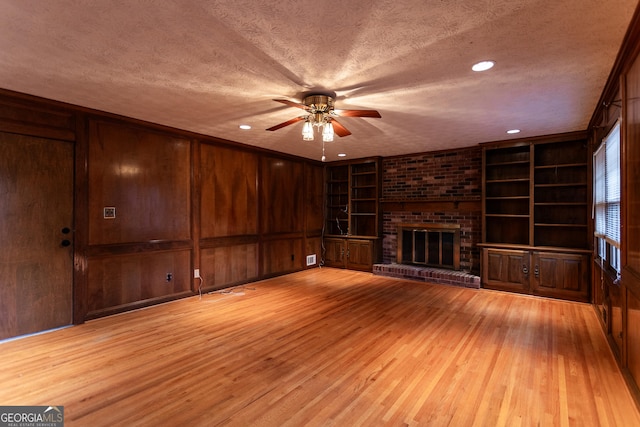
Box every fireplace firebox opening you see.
[397,223,461,270]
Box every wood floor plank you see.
[0,268,638,426]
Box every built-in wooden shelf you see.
[481,133,591,301]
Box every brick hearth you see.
[373,263,481,289]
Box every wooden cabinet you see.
[323,237,379,271]
[481,133,591,301]
[323,158,381,271]
[481,247,590,301]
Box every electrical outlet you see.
[103,207,116,219]
[194,269,200,278]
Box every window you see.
[593,121,621,273]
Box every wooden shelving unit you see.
[325,165,349,236]
[324,158,381,271]
[533,139,589,249]
[484,144,531,246]
[480,134,591,302]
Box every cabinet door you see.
[482,248,530,293]
[324,238,346,268]
[531,252,589,302]
[346,239,374,271]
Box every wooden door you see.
[481,248,530,293]
[0,133,73,340]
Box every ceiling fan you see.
[266,94,381,141]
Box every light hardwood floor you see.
[1,268,638,426]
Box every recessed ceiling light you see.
[506,129,521,134]
[472,60,495,72]
[338,153,346,157]
[239,124,251,130]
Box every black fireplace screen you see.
[398,224,460,270]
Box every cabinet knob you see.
[534,265,539,278]
[523,265,529,275]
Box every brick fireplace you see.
[372,147,482,288]
[374,221,479,288]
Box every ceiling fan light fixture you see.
[472,60,495,72]
[302,120,314,141]
[322,121,334,142]
[267,94,380,159]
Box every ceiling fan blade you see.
[334,109,381,118]
[273,99,309,110]
[266,116,305,131]
[331,119,352,137]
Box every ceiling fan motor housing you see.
[303,95,334,113]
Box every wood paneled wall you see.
[200,144,258,238]
[260,156,305,234]
[304,163,324,269]
[305,161,324,235]
[88,120,192,244]
[623,36,640,405]
[589,5,640,409]
[198,144,260,290]
[87,250,192,314]
[0,89,323,330]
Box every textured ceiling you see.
[0,1,637,161]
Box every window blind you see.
[594,143,606,237]
[605,123,620,247]
[593,121,621,249]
